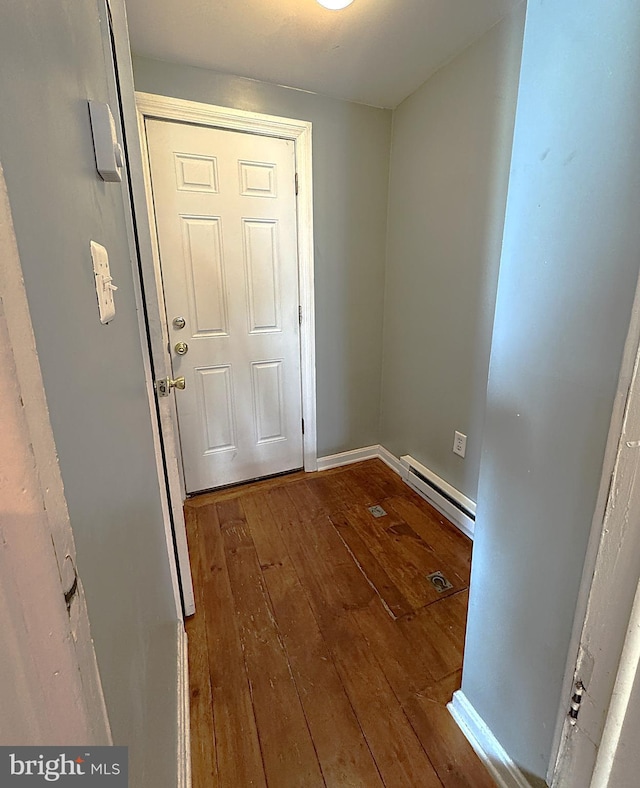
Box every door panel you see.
[146,120,303,492]
[183,217,228,336]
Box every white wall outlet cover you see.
[88,101,123,183]
[90,241,118,324]
[453,430,467,458]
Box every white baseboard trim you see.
[377,444,406,477]
[448,691,532,788]
[316,445,380,471]
[177,622,191,788]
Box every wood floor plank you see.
[330,509,415,619]
[349,459,408,502]
[305,468,378,516]
[265,487,442,786]
[184,508,217,787]
[351,595,437,695]
[243,492,385,788]
[268,485,375,621]
[431,588,469,641]
[283,477,330,519]
[214,496,245,528]
[198,505,267,788]
[404,673,497,788]
[385,495,472,584]
[331,612,443,788]
[398,591,468,682]
[340,504,463,611]
[220,506,325,788]
[332,465,385,509]
[262,488,342,639]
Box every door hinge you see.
[298,305,302,325]
[295,172,299,196]
[568,680,585,725]
[302,418,305,435]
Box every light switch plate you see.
[90,241,117,324]
[88,101,123,182]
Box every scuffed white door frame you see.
[550,267,640,786]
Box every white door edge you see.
[549,261,640,785]
[107,5,194,617]
[135,91,318,482]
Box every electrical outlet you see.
[453,431,467,458]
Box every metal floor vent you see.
[368,505,387,518]
[426,571,454,593]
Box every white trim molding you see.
[448,691,532,788]
[316,445,380,471]
[377,444,406,476]
[177,623,191,788]
[135,92,318,475]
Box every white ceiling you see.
[126,0,521,109]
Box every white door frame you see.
[549,265,640,786]
[134,92,318,488]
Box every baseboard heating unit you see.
[399,455,476,539]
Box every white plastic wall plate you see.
[88,101,123,182]
[90,241,118,324]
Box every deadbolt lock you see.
[172,316,186,330]
[174,341,189,355]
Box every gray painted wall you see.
[132,56,392,457]
[0,3,179,785]
[463,0,640,779]
[379,7,526,501]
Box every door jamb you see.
[105,5,194,617]
[549,265,640,785]
[134,92,318,482]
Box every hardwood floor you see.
[184,459,494,787]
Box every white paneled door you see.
[146,120,303,493]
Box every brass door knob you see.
[174,341,188,355]
[155,376,186,396]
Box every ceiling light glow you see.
[316,0,355,9]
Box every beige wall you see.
[379,7,526,501]
[133,56,392,457]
